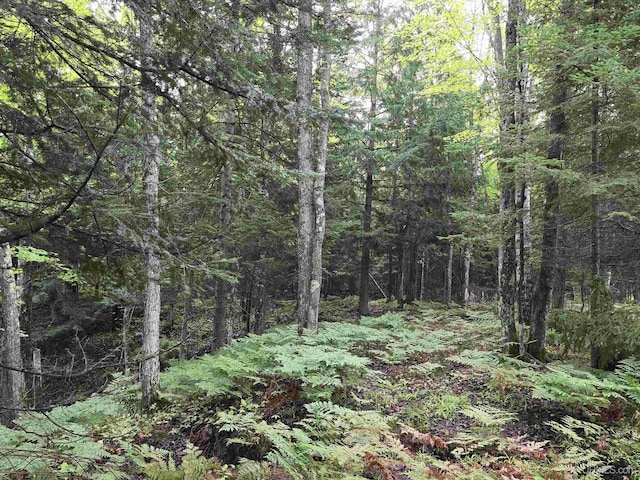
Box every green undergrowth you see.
[2,301,640,479]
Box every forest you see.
[1,0,640,478]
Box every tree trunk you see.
[499,189,518,356]
[0,241,25,425]
[134,1,162,409]
[180,276,191,361]
[31,348,41,405]
[358,170,373,315]
[122,306,133,374]
[406,242,417,304]
[254,281,267,334]
[387,251,395,301]
[396,239,405,309]
[359,1,379,316]
[308,0,331,330]
[420,249,428,301]
[212,151,233,351]
[296,0,314,333]
[529,78,567,361]
[516,182,533,356]
[588,0,603,369]
[463,244,472,304]
[445,240,454,304]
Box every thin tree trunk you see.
[359,170,373,315]
[420,250,428,301]
[228,283,236,343]
[396,239,405,309]
[296,0,314,333]
[180,275,191,361]
[589,0,603,368]
[406,242,417,304]
[529,73,567,361]
[387,251,394,301]
[212,153,233,350]
[254,281,267,334]
[463,155,477,306]
[31,348,41,406]
[499,189,518,355]
[308,0,331,330]
[359,1,380,316]
[122,306,133,375]
[516,182,533,356]
[463,244,472,304]
[445,240,454,304]
[135,1,162,409]
[0,241,25,425]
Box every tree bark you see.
[0,241,25,425]
[137,2,162,409]
[296,0,314,333]
[122,306,133,375]
[307,0,331,330]
[358,0,380,316]
[445,240,454,304]
[180,274,191,361]
[406,242,417,304]
[529,77,567,361]
[516,182,533,356]
[212,122,233,351]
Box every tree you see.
[295,0,316,333]
[133,0,162,408]
[0,240,25,425]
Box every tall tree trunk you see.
[122,306,133,374]
[589,0,603,368]
[137,2,162,409]
[296,0,314,333]
[396,237,405,309]
[445,240,454,304]
[359,170,373,315]
[499,189,518,355]
[496,0,526,357]
[420,249,428,300]
[516,183,533,356]
[180,274,191,361]
[529,73,568,361]
[463,244,472,304]
[358,0,380,316]
[308,0,331,330]
[212,121,233,351]
[387,250,395,301]
[463,151,480,305]
[406,242,417,304]
[0,241,25,426]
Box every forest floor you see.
[1,300,639,479]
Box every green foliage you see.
[134,443,232,480]
[531,364,623,408]
[0,394,129,478]
[550,302,640,369]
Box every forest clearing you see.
[2,300,639,479]
[1,0,640,478]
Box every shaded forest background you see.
[1,0,640,421]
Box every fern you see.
[546,416,606,446]
[447,350,500,370]
[461,405,516,428]
[531,363,623,408]
[553,446,608,480]
[236,459,271,480]
[614,357,640,404]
